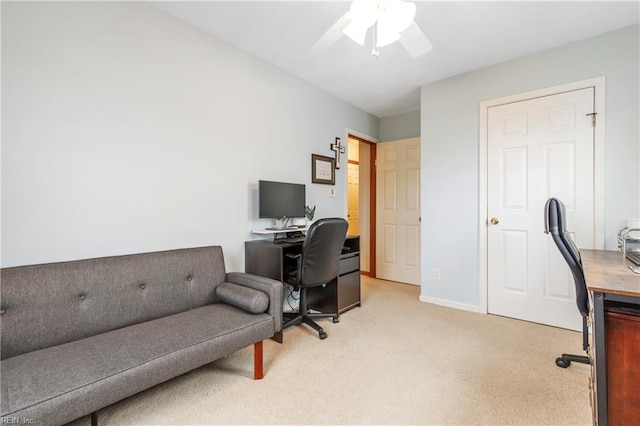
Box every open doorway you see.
[347,134,376,276]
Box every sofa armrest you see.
[226,272,283,332]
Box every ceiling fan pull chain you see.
[372,22,380,58]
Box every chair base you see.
[555,353,590,368]
[283,311,338,340]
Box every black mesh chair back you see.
[544,198,589,316]
[544,197,591,367]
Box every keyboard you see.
[275,236,306,244]
[626,252,640,266]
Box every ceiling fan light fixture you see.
[375,0,414,48]
[384,0,416,34]
[376,23,400,47]
[343,0,378,45]
[337,0,428,57]
[348,0,378,27]
[343,22,369,46]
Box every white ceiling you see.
[151,1,639,118]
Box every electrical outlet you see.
[432,268,441,280]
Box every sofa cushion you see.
[216,282,269,314]
[1,303,273,422]
[1,246,228,360]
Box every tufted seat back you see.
[0,246,227,360]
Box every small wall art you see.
[311,154,335,185]
[330,137,345,169]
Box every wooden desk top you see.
[581,249,640,297]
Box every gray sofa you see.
[0,246,283,425]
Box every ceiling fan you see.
[311,0,432,58]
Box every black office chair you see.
[283,217,348,340]
[544,197,590,368]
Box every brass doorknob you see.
[490,217,499,225]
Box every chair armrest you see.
[226,272,283,332]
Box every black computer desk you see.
[582,249,640,425]
[244,236,361,342]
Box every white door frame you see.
[478,77,606,314]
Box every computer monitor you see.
[258,180,305,222]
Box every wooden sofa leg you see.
[271,330,283,343]
[254,341,264,380]
[91,412,98,426]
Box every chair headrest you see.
[544,197,566,235]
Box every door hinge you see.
[586,112,598,127]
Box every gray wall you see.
[1,2,379,268]
[379,110,421,141]
[421,25,639,308]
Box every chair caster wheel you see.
[332,317,339,323]
[319,331,328,339]
[556,357,570,368]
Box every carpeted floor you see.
[68,276,592,425]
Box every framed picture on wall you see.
[311,154,335,185]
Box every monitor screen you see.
[258,180,306,219]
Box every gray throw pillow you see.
[216,282,269,314]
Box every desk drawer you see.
[339,254,360,275]
[605,310,640,425]
[338,270,361,313]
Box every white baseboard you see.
[419,295,482,313]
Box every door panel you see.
[383,224,397,263]
[502,230,528,293]
[545,142,576,207]
[383,170,397,211]
[376,137,421,285]
[545,238,573,300]
[488,88,594,331]
[405,224,420,267]
[406,168,419,210]
[502,147,528,209]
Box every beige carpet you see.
[69,277,592,425]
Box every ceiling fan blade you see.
[310,13,352,55]
[399,21,432,58]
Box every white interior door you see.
[376,138,421,285]
[487,88,594,331]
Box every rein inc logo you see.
[1,418,35,425]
